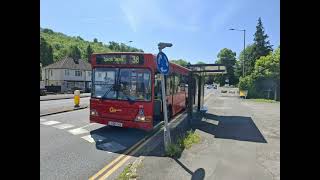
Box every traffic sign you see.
[156,52,170,75]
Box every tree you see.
[251,17,273,74]
[40,36,54,66]
[214,48,237,85]
[93,38,98,43]
[238,44,256,76]
[67,45,81,60]
[170,59,189,67]
[86,45,94,62]
[196,61,206,64]
[253,47,280,100]
[239,46,280,100]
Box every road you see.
[40,97,90,115]
[40,93,91,101]
[40,109,148,179]
[40,88,215,179]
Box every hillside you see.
[40,27,143,63]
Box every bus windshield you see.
[92,68,151,101]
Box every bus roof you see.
[92,52,148,55]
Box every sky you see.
[40,0,279,64]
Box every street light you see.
[229,28,246,76]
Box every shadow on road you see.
[89,126,148,153]
[192,113,267,143]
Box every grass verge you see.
[116,163,139,180]
[116,158,144,180]
[165,130,201,158]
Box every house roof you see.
[43,57,91,70]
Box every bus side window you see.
[154,74,162,99]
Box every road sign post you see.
[157,42,172,151]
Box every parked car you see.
[40,87,47,96]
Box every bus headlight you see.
[135,116,146,122]
[90,109,98,116]
[135,107,145,122]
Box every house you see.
[42,57,92,92]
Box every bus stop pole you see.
[161,74,171,149]
[158,43,172,150]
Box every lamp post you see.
[229,28,246,76]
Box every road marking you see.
[89,136,149,180]
[40,118,46,122]
[78,123,96,129]
[68,128,89,135]
[81,134,106,143]
[98,130,162,180]
[41,121,61,125]
[53,124,75,129]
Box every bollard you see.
[74,90,80,108]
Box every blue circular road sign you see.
[156,52,170,75]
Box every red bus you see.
[89,52,189,131]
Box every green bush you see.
[165,143,182,158]
[165,130,201,158]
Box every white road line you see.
[81,134,106,143]
[41,121,61,125]
[77,123,97,130]
[53,124,75,129]
[40,118,46,122]
[68,128,89,135]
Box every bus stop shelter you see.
[186,64,226,122]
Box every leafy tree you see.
[40,36,53,66]
[40,27,143,62]
[214,48,237,85]
[67,45,81,60]
[86,45,94,62]
[170,59,189,67]
[93,38,98,43]
[253,47,280,100]
[239,46,280,100]
[196,61,206,64]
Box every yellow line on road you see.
[88,136,147,180]
[98,129,163,180]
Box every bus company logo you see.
[109,107,122,113]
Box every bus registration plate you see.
[108,121,123,127]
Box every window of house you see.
[50,70,53,76]
[65,69,70,76]
[75,70,81,76]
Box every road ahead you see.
[40,109,148,179]
[40,97,90,115]
[40,88,216,179]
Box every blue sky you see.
[40,0,279,64]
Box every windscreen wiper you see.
[101,84,115,99]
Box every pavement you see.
[40,97,90,116]
[135,92,280,180]
[40,93,91,101]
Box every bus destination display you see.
[96,54,144,65]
